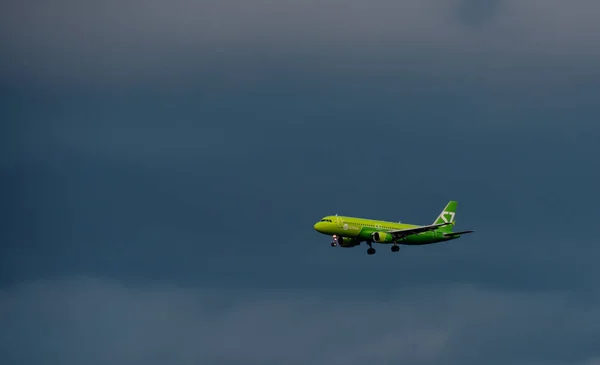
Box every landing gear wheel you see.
[367,247,376,255]
[391,245,400,252]
[331,235,338,247]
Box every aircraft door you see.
[335,215,343,228]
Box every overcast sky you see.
[2,1,600,364]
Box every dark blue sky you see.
[2,1,600,364]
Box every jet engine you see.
[338,237,361,247]
[372,231,394,243]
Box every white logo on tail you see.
[440,211,455,223]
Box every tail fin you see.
[432,201,457,232]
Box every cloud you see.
[2,0,600,86]
[1,277,599,365]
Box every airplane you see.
[313,201,474,255]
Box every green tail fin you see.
[432,201,457,232]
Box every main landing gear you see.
[367,243,399,254]
[330,237,398,255]
[366,242,376,255]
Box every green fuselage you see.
[313,215,456,246]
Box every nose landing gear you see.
[331,235,338,247]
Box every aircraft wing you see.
[386,222,453,238]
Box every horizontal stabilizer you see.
[387,222,453,237]
[443,230,475,237]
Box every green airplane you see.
[313,201,474,255]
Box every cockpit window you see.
[320,219,332,222]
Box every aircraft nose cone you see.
[313,222,323,232]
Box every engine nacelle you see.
[338,237,361,247]
[372,231,394,243]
